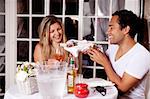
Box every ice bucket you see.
[37,61,67,99]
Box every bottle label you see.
[68,74,74,87]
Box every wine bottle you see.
[67,57,76,94]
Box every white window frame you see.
[5,0,17,91]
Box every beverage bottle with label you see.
[67,57,76,94]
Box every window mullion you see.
[46,0,50,15]
[109,0,113,21]
[78,0,84,40]
[62,0,65,24]
[28,0,32,62]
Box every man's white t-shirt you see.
[106,43,150,99]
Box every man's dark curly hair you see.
[112,9,144,39]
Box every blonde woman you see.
[34,15,68,62]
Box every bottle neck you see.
[69,57,75,68]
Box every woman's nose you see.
[54,30,60,35]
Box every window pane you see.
[0,36,5,53]
[97,0,110,16]
[96,18,109,41]
[65,0,79,15]
[0,15,5,33]
[0,0,5,12]
[96,18,109,52]
[112,0,125,13]
[17,17,29,38]
[82,18,94,66]
[83,0,95,16]
[50,0,62,15]
[83,18,95,41]
[17,41,29,61]
[32,17,43,38]
[96,69,107,79]
[82,54,94,66]
[32,0,44,14]
[0,76,5,93]
[17,0,29,14]
[32,41,38,62]
[0,56,5,73]
[65,17,78,40]
[82,68,93,78]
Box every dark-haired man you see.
[87,9,150,99]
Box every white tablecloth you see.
[4,85,118,99]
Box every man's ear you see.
[123,25,130,35]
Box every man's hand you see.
[87,48,107,66]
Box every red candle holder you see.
[74,83,89,98]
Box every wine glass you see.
[75,74,84,84]
[54,47,65,61]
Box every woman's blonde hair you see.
[38,15,67,60]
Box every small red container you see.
[74,83,89,98]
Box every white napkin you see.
[84,78,115,87]
[60,39,94,57]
